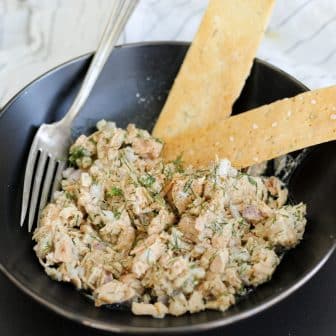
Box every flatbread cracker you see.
[153,0,275,141]
[162,86,336,168]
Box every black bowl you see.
[0,42,335,334]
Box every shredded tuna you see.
[33,120,307,318]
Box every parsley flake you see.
[139,174,156,187]
[247,176,257,187]
[106,187,123,197]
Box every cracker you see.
[162,86,336,168]
[153,0,275,141]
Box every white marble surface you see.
[1,0,336,108]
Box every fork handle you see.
[60,0,138,128]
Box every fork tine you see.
[20,145,39,226]
[36,158,57,228]
[28,151,48,232]
[51,161,66,200]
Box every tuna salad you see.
[33,120,307,318]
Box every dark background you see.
[1,251,335,336]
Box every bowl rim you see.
[1,41,335,334]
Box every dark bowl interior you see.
[0,42,335,334]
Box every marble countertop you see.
[1,0,336,108]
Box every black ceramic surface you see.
[0,42,335,334]
[2,253,336,336]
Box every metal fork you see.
[20,0,139,231]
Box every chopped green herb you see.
[171,231,180,250]
[238,218,248,227]
[183,178,193,193]
[68,146,87,166]
[139,174,156,187]
[189,263,197,269]
[164,165,174,180]
[192,279,199,287]
[106,186,123,197]
[294,208,303,222]
[212,164,219,182]
[237,285,247,296]
[168,257,178,266]
[137,130,148,138]
[247,176,257,187]
[182,278,193,289]
[113,209,121,220]
[239,263,249,275]
[210,219,227,233]
[65,191,76,201]
[153,194,166,207]
[41,240,51,255]
[209,253,217,264]
[154,137,163,144]
[172,154,184,173]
